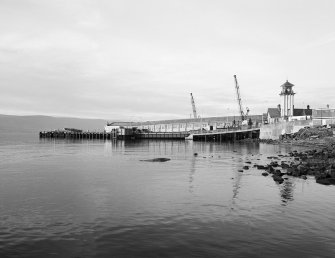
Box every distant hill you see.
[0,114,107,133]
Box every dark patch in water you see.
[140,158,171,162]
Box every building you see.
[312,108,335,125]
[290,105,312,121]
[267,106,282,124]
[104,122,135,137]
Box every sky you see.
[0,0,335,121]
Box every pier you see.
[39,131,119,140]
[39,127,259,141]
[186,127,260,141]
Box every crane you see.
[190,93,198,119]
[233,75,249,124]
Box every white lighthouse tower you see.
[279,80,295,119]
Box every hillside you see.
[0,114,107,133]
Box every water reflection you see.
[189,156,196,193]
[280,180,295,205]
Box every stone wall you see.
[260,120,314,140]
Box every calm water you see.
[0,133,335,257]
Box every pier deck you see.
[187,127,260,141]
[39,127,259,141]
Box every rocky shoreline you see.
[240,127,335,185]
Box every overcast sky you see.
[0,0,334,121]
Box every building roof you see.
[281,80,294,88]
[106,122,134,127]
[267,108,281,118]
[293,108,312,116]
[107,115,263,127]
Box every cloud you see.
[0,0,335,120]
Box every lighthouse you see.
[279,80,295,118]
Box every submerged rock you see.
[140,158,171,162]
[243,166,249,170]
[262,172,269,176]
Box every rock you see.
[301,175,307,180]
[315,178,335,185]
[292,168,301,177]
[140,158,171,162]
[243,166,249,170]
[262,172,269,176]
[274,169,284,177]
[245,161,252,164]
[238,170,244,172]
[286,167,294,176]
[268,165,275,173]
[273,174,284,184]
[270,162,279,167]
[193,153,198,156]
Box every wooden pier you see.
[39,131,189,140]
[39,131,120,140]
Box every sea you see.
[0,132,334,258]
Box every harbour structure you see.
[312,107,335,125]
[104,115,263,133]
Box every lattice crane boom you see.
[234,75,249,122]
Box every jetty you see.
[186,127,260,141]
[39,126,259,142]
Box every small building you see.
[267,106,282,124]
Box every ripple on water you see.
[0,140,335,257]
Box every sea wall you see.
[260,120,314,140]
